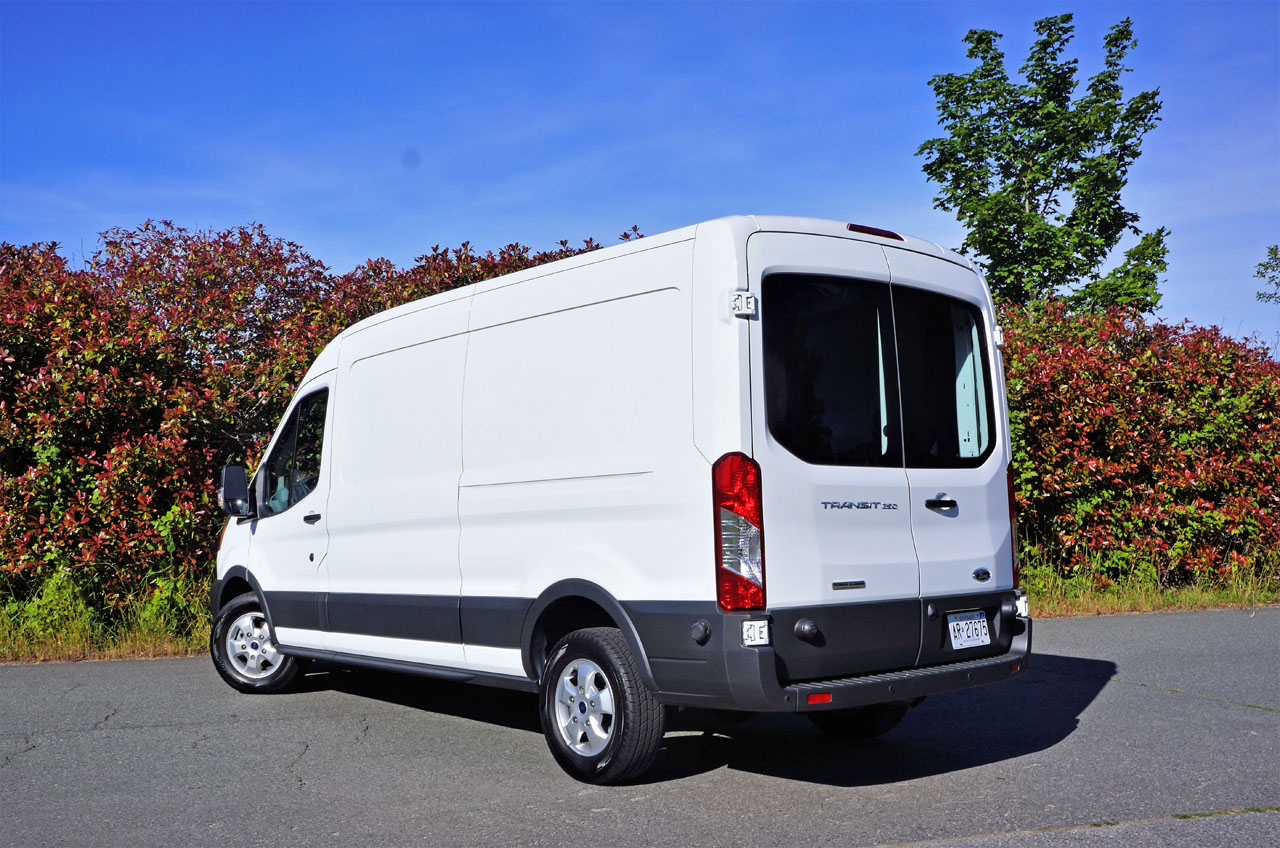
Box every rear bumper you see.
[733,615,1030,712]
[625,592,1031,712]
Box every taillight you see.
[713,452,765,611]
[1007,463,1020,587]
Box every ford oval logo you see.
[972,568,991,583]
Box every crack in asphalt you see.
[92,703,120,730]
[0,734,37,770]
[288,742,310,789]
[1109,676,1278,713]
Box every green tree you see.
[918,14,1167,311]
[1256,244,1280,304]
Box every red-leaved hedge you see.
[1003,301,1279,584]
[0,222,1276,611]
[0,222,603,608]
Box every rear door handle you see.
[303,512,322,524]
[925,499,957,510]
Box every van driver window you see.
[258,389,329,517]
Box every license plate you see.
[742,620,771,647]
[947,610,990,649]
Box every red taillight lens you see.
[1007,463,1020,587]
[713,452,765,611]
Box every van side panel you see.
[459,242,705,673]
[321,296,471,668]
[690,218,756,463]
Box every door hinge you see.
[731,291,758,319]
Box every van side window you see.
[292,390,328,501]
[763,274,902,467]
[892,286,994,468]
[259,389,329,517]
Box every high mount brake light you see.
[846,222,905,241]
[713,453,765,611]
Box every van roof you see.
[741,215,973,271]
[326,214,972,351]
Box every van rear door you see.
[746,233,921,677]
[885,248,1012,593]
[885,248,1014,664]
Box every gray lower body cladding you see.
[625,590,1030,711]
[215,571,1029,712]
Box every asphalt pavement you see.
[1,607,1277,847]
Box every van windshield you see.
[762,274,994,469]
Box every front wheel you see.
[539,627,665,784]
[807,702,909,740]
[210,593,304,694]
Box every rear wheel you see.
[807,702,909,740]
[539,627,665,784]
[210,593,303,694]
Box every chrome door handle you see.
[303,512,322,524]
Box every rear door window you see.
[892,286,994,468]
[762,274,901,467]
[761,274,993,469]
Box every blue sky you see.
[2,1,1277,346]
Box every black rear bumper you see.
[625,591,1031,712]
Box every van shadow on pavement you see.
[297,652,1115,787]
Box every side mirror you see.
[218,465,251,517]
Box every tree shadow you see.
[293,652,1115,787]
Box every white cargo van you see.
[212,215,1031,784]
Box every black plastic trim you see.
[211,567,291,648]
[771,598,920,682]
[623,599,731,705]
[210,580,1032,712]
[255,591,536,648]
[326,592,460,643]
[519,580,657,690]
[789,617,1031,711]
[917,589,1017,668]
[461,596,533,647]
[263,591,323,631]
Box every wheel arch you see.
[211,566,276,637]
[520,579,658,692]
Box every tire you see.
[807,702,909,740]
[210,592,304,694]
[539,627,665,784]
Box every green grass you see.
[1022,549,1279,618]
[0,613,207,663]
[0,570,211,664]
